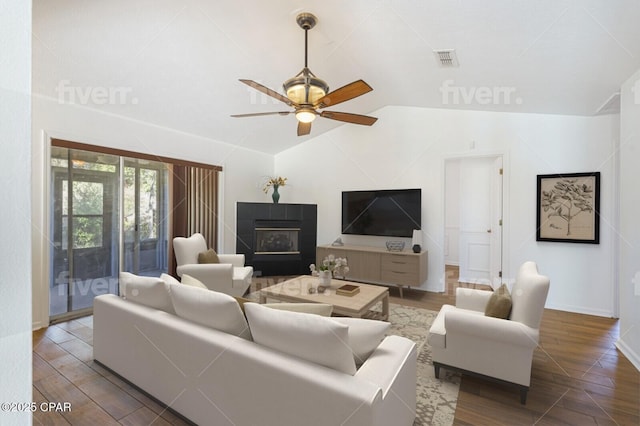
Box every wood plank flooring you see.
[32,267,639,425]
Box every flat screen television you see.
[341,189,421,238]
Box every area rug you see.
[246,292,460,425]
[388,303,460,426]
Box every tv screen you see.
[341,189,421,238]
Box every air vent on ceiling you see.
[595,92,620,115]
[434,49,459,67]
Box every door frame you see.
[443,151,510,289]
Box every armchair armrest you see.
[176,263,233,292]
[445,309,539,349]
[455,287,493,312]
[217,254,245,268]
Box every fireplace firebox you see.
[255,228,300,254]
[236,203,317,276]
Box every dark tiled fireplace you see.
[236,203,317,276]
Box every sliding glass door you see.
[122,160,168,276]
[50,147,169,321]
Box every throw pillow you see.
[170,284,251,340]
[160,273,181,286]
[484,284,512,319]
[331,317,390,364]
[198,248,219,264]
[181,274,208,289]
[119,272,174,314]
[244,302,357,375]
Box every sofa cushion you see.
[244,302,356,375]
[160,273,181,286]
[198,248,220,264]
[332,317,390,364]
[484,284,512,319]
[170,284,251,340]
[119,272,174,314]
[181,274,208,289]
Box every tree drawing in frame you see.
[536,172,600,244]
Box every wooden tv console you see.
[316,245,428,297]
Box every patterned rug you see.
[247,291,460,425]
[388,303,460,426]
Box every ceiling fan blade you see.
[319,111,378,126]
[314,80,373,108]
[231,111,291,118]
[297,121,312,136]
[239,79,296,107]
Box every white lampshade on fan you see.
[411,230,423,253]
[295,107,317,123]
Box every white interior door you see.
[457,156,503,287]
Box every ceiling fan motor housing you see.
[283,69,329,105]
[296,13,317,30]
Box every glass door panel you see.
[50,148,120,318]
[123,160,168,276]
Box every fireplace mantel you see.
[236,202,317,276]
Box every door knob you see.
[487,229,492,233]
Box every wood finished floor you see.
[32,267,639,425]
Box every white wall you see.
[275,106,619,317]
[31,97,274,329]
[0,1,32,423]
[617,69,640,370]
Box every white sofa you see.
[427,261,550,404]
[173,233,253,296]
[94,281,417,426]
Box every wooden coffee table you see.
[258,275,389,321]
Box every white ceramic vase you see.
[318,270,332,286]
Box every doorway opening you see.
[444,155,504,289]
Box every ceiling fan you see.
[231,12,377,136]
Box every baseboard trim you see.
[615,339,640,372]
[544,303,615,318]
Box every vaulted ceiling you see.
[33,0,640,154]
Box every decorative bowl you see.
[385,241,405,252]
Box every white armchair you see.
[173,233,253,297]
[428,261,550,404]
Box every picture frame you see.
[536,172,600,244]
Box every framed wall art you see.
[536,172,600,244]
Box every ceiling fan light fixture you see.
[231,12,377,135]
[295,107,316,123]
[283,71,329,105]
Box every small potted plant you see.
[309,254,349,286]
[263,176,287,204]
